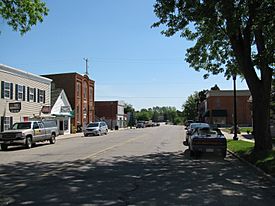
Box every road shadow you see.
[0,151,275,205]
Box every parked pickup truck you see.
[0,120,59,151]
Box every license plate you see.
[206,148,214,152]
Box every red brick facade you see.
[202,90,252,126]
[95,101,118,120]
[43,73,95,128]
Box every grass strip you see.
[227,139,275,177]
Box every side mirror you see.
[185,128,188,130]
[183,141,188,146]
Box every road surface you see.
[0,125,275,205]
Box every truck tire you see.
[50,133,56,144]
[25,137,32,149]
[1,144,8,151]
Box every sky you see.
[0,0,248,111]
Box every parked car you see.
[136,122,145,128]
[0,120,59,151]
[84,122,108,136]
[185,122,210,145]
[185,126,227,158]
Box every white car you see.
[84,122,108,137]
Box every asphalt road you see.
[0,125,275,205]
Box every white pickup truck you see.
[0,120,59,151]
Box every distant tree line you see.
[124,104,184,125]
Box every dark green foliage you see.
[182,92,199,121]
[153,0,275,151]
[0,0,48,35]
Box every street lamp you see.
[232,73,238,140]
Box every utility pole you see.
[233,73,238,140]
[83,58,89,76]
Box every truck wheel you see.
[25,137,32,149]
[50,133,56,144]
[1,144,8,151]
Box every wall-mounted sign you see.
[60,106,70,113]
[41,106,51,114]
[9,102,21,113]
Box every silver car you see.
[84,122,108,137]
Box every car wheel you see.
[50,133,56,144]
[222,149,227,158]
[25,137,32,149]
[1,144,8,151]
[84,133,88,137]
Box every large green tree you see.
[153,0,275,152]
[182,92,199,121]
[0,0,48,35]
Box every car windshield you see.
[12,122,32,130]
[87,123,99,127]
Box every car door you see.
[32,122,41,142]
[38,122,46,141]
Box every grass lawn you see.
[227,140,275,177]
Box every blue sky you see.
[0,0,248,110]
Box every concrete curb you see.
[227,149,275,183]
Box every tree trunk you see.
[251,85,272,151]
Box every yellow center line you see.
[82,134,147,160]
[40,134,146,177]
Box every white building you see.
[0,64,52,132]
[50,88,72,135]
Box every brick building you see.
[200,90,252,127]
[43,73,95,130]
[95,101,127,130]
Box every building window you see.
[77,82,81,98]
[83,82,88,100]
[4,82,11,99]
[18,85,23,100]
[89,86,93,102]
[76,105,80,122]
[4,117,11,131]
[1,81,13,100]
[29,88,35,102]
[38,89,45,103]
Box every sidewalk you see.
[56,127,136,140]
[57,132,83,140]
[222,130,254,143]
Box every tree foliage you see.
[153,0,275,151]
[182,92,199,121]
[0,0,48,35]
[135,106,183,124]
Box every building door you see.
[59,120,64,135]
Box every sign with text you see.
[60,106,70,113]
[41,106,51,114]
[9,102,21,113]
